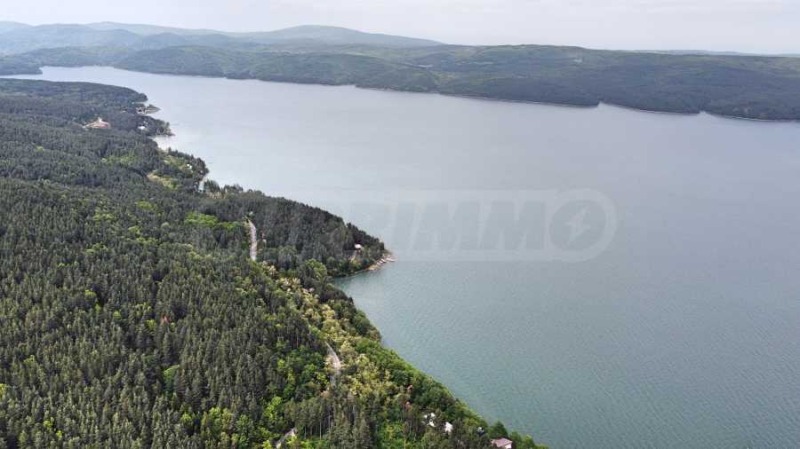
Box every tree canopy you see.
[5,42,800,120]
[0,79,541,448]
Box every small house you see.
[491,438,513,449]
[85,117,111,130]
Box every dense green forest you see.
[0,79,542,448]
[3,28,800,120]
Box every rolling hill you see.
[0,22,442,55]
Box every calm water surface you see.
[15,67,800,448]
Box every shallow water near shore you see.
[13,66,800,448]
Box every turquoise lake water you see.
[14,66,800,448]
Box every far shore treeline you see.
[0,23,800,121]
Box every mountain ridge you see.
[0,22,443,54]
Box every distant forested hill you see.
[0,79,540,448]
[0,23,441,54]
[2,38,800,120]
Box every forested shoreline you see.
[3,42,800,121]
[0,79,542,448]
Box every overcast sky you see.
[3,0,799,53]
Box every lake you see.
[14,66,800,448]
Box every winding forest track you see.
[326,343,342,385]
[246,219,257,262]
[275,428,297,448]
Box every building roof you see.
[491,438,513,448]
[85,117,111,129]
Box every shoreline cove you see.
[140,103,539,446]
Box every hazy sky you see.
[4,0,799,53]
